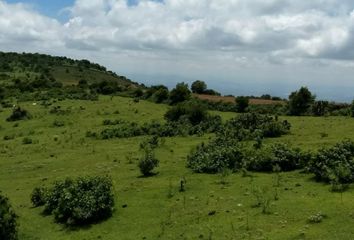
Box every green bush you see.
[138,148,159,176]
[219,113,291,140]
[52,119,65,127]
[165,100,208,125]
[187,140,244,173]
[36,176,114,225]
[245,143,311,172]
[308,140,354,183]
[187,141,310,174]
[0,193,18,240]
[6,107,31,122]
[30,187,47,207]
[22,137,33,145]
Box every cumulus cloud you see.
[1,0,354,100]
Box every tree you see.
[235,96,249,113]
[169,82,191,105]
[288,87,315,116]
[153,88,169,103]
[191,80,207,94]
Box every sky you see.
[1,0,354,101]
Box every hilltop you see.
[0,52,140,89]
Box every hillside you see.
[1,96,354,239]
[0,52,139,88]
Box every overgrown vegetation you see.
[0,193,18,240]
[31,176,114,226]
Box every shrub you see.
[22,137,33,145]
[187,140,244,173]
[245,143,311,172]
[31,187,47,207]
[0,193,18,240]
[6,107,31,121]
[52,119,65,127]
[38,176,114,225]
[138,148,159,176]
[219,113,291,140]
[165,100,208,125]
[308,140,354,183]
[187,141,310,174]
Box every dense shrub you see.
[165,100,208,125]
[31,187,47,207]
[187,139,244,173]
[245,143,311,172]
[187,140,309,174]
[6,107,31,121]
[308,140,354,183]
[219,113,291,140]
[138,148,159,176]
[34,176,114,225]
[0,193,18,240]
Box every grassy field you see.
[1,96,354,240]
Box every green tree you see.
[153,88,169,103]
[288,87,315,116]
[169,82,191,105]
[191,80,207,94]
[235,96,249,113]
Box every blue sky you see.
[1,0,354,101]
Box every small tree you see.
[138,148,159,176]
[191,80,207,94]
[153,88,169,103]
[169,82,191,105]
[288,87,315,116]
[0,193,18,240]
[235,96,249,113]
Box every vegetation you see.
[288,87,315,116]
[3,52,354,239]
[0,193,18,240]
[138,148,159,176]
[32,176,114,225]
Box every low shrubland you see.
[308,140,354,184]
[31,176,115,226]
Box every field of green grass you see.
[1,96,354,240]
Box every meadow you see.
[1,96,354,240]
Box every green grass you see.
[1,96,354,239]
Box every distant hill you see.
[0,52,140,88]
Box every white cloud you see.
[1,0,354,100]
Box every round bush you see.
[38,176,115,225]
